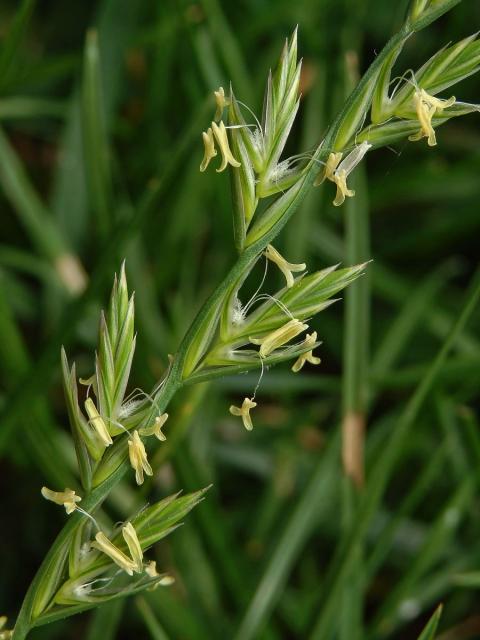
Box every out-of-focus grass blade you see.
[366,441,447,578]
[454,572,480,588]
[234,433,340,640]
[200,0,252,102]
[191,26,225,89]
[50,93,88,245]
[0,245,57,286]
[0,276,75,487]
[371,356,480,390]
[174,525,224,627]
[369,262,457,399]
[309,266,480,640]
[52,0,142,244]
[0,98,66,120]
[340,151,370,640]
[460,407,480,486]
[135,597,169,640]
[82,29,114,239]
[145,588,210,639]
[312,226,480,355]
[436,396,469,479]
[417,604,443,640]
[372,479,472,635]
[175,444,247,608]
[0,0,35,90]
[86,600,124,640]
[0,126,86,294]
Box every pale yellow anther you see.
[214,86,230,121]
[314,152,342,186]
[229,397,257,431]
[314,143,371,206]
[84,397,113,446]
[211,121,241,172]
[0,616,13,640]
[265,244,306,289]
[122,522,143,573]
[409,88,456,147]
[91,532,137,576]
[200,127,217,172]
[146,562,175,590]
[250,319,308,357]
[128,430,153,485]
[145,560,160,578]
[332,169,355,207]
[41,487,82,515]
[291,332,321,372]
[139,413,168,441]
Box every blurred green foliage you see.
[0,0,480,638]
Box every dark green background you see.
[1,0,479,638]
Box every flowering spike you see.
[291,332,321,372]
[409,88,455,146]
[122,523,143,573]
[41,487,82,515]
[250,319,308,357]
[84,397,113,446]
[128,430,153,485]
[229,397,257,431]
[139,413,168,441]
[214,86,230,121]
[211,121,241,172]
[200,127,217,172]
[265,244,306,288]
[91,532,137,576]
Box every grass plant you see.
[1,1,480,638]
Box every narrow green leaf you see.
[135,597,169,640]
[417,604,443,640]
[86,600,124,640]
[309,267,480,639]
[0,127,70,262]
[0,97,66,120]
[82,29,113,239]
[454,572,480,588]
[0,0,35,89]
